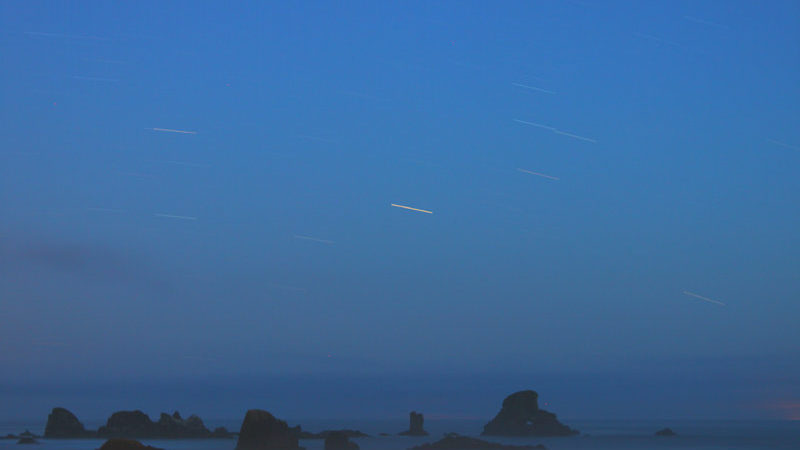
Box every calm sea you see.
[1,418,798,450]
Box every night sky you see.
[1,1,799,421]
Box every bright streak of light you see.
[517,168,560,180]
[154,213,198,221]
[683,290,726,306]
[391,203,433,214]
[148,128,197,135]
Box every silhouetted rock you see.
[324,431,360,450]
[410,433,546,450]
[97,410,220,438]
[655,428,676,437]
[19,431,38,438]
[45,407,94,438]
[97,439,164,450]
[211,426,235,438]
[398,411,428,436]
[379,433,391,437]
[235,409,303,450]
[16,437,38,444]
[482,391,578,437]
[293,427,369,440]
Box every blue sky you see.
[1,1,799,421]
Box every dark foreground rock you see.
[45,407,94,438]
[16,437,38,444]
[324,431,360,450]
[96,410,229,438]
[482,391,578,437]
[410,434,546,450]
[398,411,428,436]
[235,409,303,450]
[97,439,164,450]
[655,428,676,436]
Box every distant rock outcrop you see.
[398,411,429,436]
[410,433,546,450]
[293,427,369,440]
[45,407,94,438]
[481,391,578,437]
[655,428,676,437]
[324,431,360,450]
[96,410,227,438]
[97,439,164,450]
[235,409,303,450]
[16,436,38,444]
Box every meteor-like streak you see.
[683,290,726,306]
[293,234,335,245]
[154,213,198,221]
[512,82,556,95]
[391,203,433,214]
[766,139,800,151]
[517,168,560,180]
[148,128,197,135]
[514,119,597,143]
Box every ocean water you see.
[1,419,798,450]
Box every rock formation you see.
[235,409,303,450]
[292,426,369,440]
[410,433,546,450]
[16,436,38,444]
[96,410,228,438]
[398,411,428,436]
[97,439,164,450]
[481,391,578,437]
[655,428,676,436]
[45,407,94,438]
[324,431,360,450]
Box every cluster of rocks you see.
[43,407,234,439]
[16,389,591,450]
[481,391,578,437]
[410,433,546,450]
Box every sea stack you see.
[482,390,578,437]
[45,407,94,438]
[398,411,428,436]
[655,428,676,436]
[324,431,360,450]
[235,409,303,450]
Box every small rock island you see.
[655,427,677,436]
[235,409,304,450]
[398,411,429,436]
[324,431,360,450]
[410,433,546,450]
[482,391,578,437]
[97,439,164,450]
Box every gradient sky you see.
[1,1,799,422]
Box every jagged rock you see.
[97,439,164,450]
[98,411,158,438]
[655,428,676,437]
[235,409,303,450]
[398,411,428,436]
[16,437,38,444]
[410,433,546,450]
[482,391,578,437]
[97,410,216,438]
[379,433,390,437]
[45,407,94,438]
[324,431,360,450]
